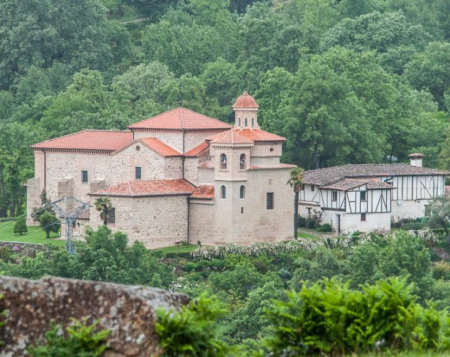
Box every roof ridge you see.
[179,107,185,129]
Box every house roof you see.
[185,141,210,157]
[191,185,214,199]
[321,178,394,191]
[90,179,195,197]
[140,138,182,157]
[234,128,285,142]
[128,107,232,131]
[303,164,450,186]
[209,130,254,145]
[233,91,259,109]
[249,164,296,170]
[31,130,133,152]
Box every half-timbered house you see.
[299,154,449,234]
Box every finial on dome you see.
[243,90,248,95]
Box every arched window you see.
[240,185,245,199]
[238,118,241,127]
[220,153,227,169]
[251,118,254,126]
[221,185,226,199]
[245,118,248,127]
[240,153,246,169]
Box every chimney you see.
[408,153,424,167]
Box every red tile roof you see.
[198,161,214,169]
[185,141,210,157]
[233,91,259,109]
[235,128,286,142]
[90,179,195,197]
[31,130,133,152]
[129,108,232,131]
[140,138,182,157]
[209,130,254,145]
[249,164,296,170]
[191,185,214,199]
[408,152,424,158]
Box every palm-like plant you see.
[94,197,112,226]
[287,167,304,239]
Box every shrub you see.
[28,318,110,357]
[297,215,307,228]
[13,218,28,235]
[433,261,450,280]
[39,212,60,238]
[155,294,232,356]
[317,223,331,232]
[265,277,448,355]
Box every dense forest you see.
[0,0,449,217]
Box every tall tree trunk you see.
[294,191,299,239]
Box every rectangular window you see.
[135,167,142,180]
[81,170,88,183]
[360,191,367,201]
[107,208,115,224]
[301,184,305,190]
[311,185,315,192]
[267,192,274,210]
[332,191,337,201]
[361,213,366,221]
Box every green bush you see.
[28,318,110,357]
[297,215,307,228]
[39,212,60,238]
[13,218,27,235]
[317,223,332,232]
[265,277,449,355]
[155,294,232,356]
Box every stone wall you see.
[0,276,189,357]
[26,177,41,225]
[89,195,189,249]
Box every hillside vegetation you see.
[0,0,449,218]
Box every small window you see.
[332,191,337,201]
[135,166,142,179]
[361,213,366,222]
[251,118,254,126]
[245,118,248,127]
[81,170,88,183]
[238,118,241,127]
[360,191,366,201]
[425,205,431,217]
[241,207,244,214]
[221,185,226,199]
[240,185,245,199]
[301,184,305,190]
[267,192,274,210]
[240,153,246,169]
[311,185,315,192]
[107,208,116,224]
[220,153,227,170]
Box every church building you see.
[27,92,295,248]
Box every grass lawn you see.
[155,243,197,254]
[297,228,324,240]
[0,220,65,246]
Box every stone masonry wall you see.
[0,276,189,357]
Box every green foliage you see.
[265,277,449,355]
[317,223,332,232]
[13,217,27,235]
[39,211,60,238]
[428,196,450,242]
[155,294,232,357]
[28,318,110,357]
[94,197,113,226]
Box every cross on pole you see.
[45,197,90,254]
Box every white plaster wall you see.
[133,131,184,153]
[300,184,320,203]
[89,195,189,248]
[250,143,282,158]
[321,210,390,234]
[391,199,431,221]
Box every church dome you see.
[233,91,259,109]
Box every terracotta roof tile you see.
[31,130,133,152]
[233,91,259,109]
[408,152,424,158]
[235,128,286,142]
[191,185,214,199]
[140,138,182,157]
[129,107,231,131]
[209,130,254,145]
[198,161,214,169]
[249,164,296,170]
[303,164,450,186]
[185,141,210,157]
[90,179,195,197]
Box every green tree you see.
[429,196,450,243]
[287,167,304,239]
[39,211,61,238]
[13,218,28,235]
[94,197,113,226]
[440,127,450,170]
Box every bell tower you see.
[233,91,259,130]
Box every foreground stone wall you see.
[0,276,189,357]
